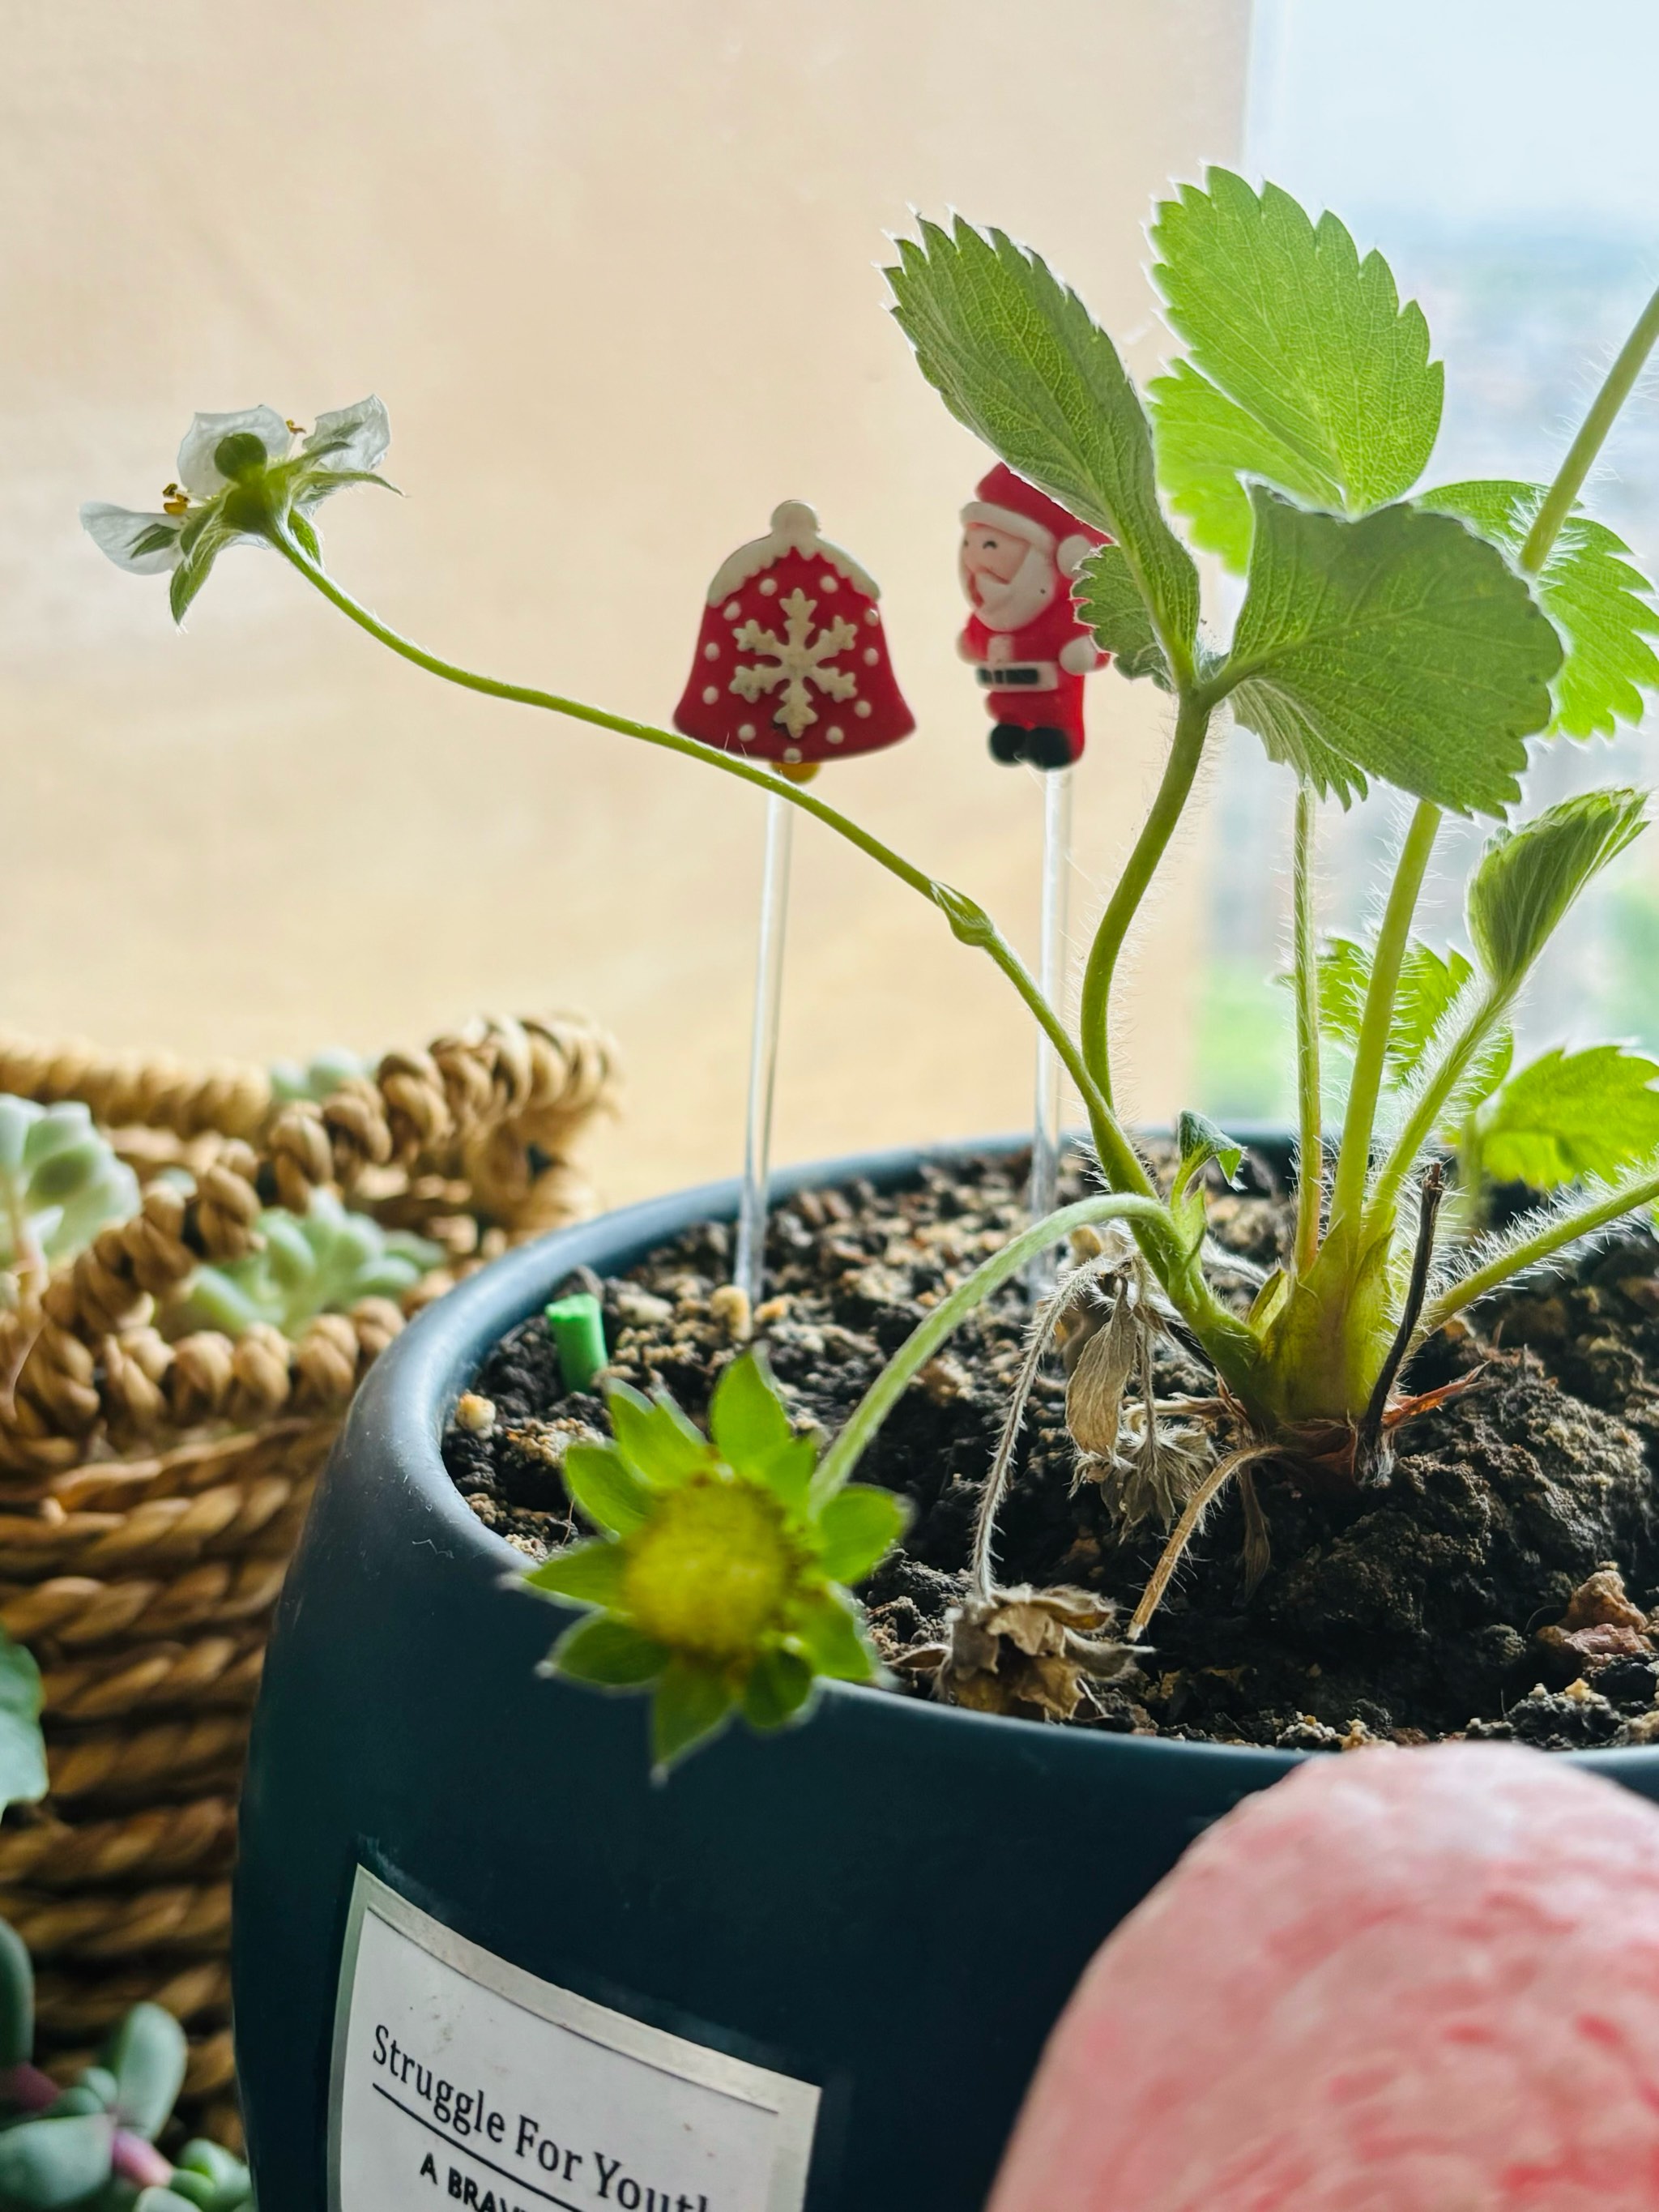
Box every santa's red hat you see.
[960,463,1108,579]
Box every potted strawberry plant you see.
[89,173,1659,2210]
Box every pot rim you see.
[355,1130,1659,1782]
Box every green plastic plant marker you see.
[544,1293,607,1392]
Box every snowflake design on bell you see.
[673,501,915,775]
[731,588,860,740]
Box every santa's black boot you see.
[988,723,1026,765]
[1023,726,1077,771]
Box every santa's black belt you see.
[976,662,1058,690]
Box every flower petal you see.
[303,395,390,473]
[79,503,182,574]
[176,406,292,497]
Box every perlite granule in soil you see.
[443,1152,1659,1753]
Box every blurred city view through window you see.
[1196,0,1659,1121]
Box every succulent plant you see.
[173,1189,439,1339]
[267,1045,368,1105]
[0,1100,138,1296]
[0,1916,252,2209]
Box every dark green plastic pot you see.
[233,1138,1659,2210]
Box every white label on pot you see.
[330,1868,819,2212]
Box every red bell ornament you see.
[674,501,915,775]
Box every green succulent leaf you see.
[1072,541,1171,685]
[524,1540,629,1608]
[813,1485,909,1586]
[0,2112,116,2206]
[177,1189,438,1339]
[606,1383,710,1487]
[1220,489,1563,813]
[1467,787,1648,990]
[0,1915,33,2070]
[791,1590,878,1682]
[0,1629,46,1824]
[550,1614,669,1688]
[1421,480,1659,739]
[1149,169,1442,561]
[886,216,1198,666]
[650,1660,736,1774]
[0,1099,138,1279]
[104,2003,186,2140]
[1473,1047,1659,1191]
[707,1352,793,1467]
[740,1647,817,1732]
[137,2192,206,2212]
[561,1444,652,1537]
[154,2139,254,2211]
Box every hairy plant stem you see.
[1290,784,1323,1274]
[1519,278,1659,574]
[1420,1165,1659,1336]
[1363,983,1512,1238]
[809,1194,1220,1504]
[1328,797,1442,1234]
[1128,1444,1279,1639]
[1077,688,1211,1108]
[269,531,1156,1198]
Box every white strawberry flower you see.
[81,397,393,621]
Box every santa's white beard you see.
[963,538,1058,632]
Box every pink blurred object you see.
[990,1744,1659,2211]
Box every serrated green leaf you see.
[1151,171,1441,525]
[1175,1109,1243,1195]
[1220,489,1563,813]
[740,1648,817,1732]
[1316,937,1473,1074]
[651,1659,735,1774]
[789,1590,877,1682]
[1073,541,1171,685]
[561,1443,652,1537]
[523,1540,629,1608]
[886,217,1198,664]
[1474,1046,1659,1190]
[551,1614,668,1688]
[105,2003,186,2139]
[707,1352,791,1468]
[813,1486,909,1586]
[1421,479,1659,739]
[0,2112,116,2205]
[1149,357,1340,570]
[1467,787,1648,989]
[606,1382,709,1488]
[0,1629,45,1821]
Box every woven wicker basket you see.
[0,1014,618,2146]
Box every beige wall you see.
[2,1,1250,1204]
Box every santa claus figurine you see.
[674,501,914,781]
[958,463,1110,769]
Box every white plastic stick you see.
[1029,764,1075,1283]
[735,784,794,1313]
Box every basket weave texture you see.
[0,1014,618,2143]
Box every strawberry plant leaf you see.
[886,217,1199,665]
[1149,357,1340,570]
[1150,170,1441,541]
[561,1443,652,1537]
[1073,541,1171,685]
[1220,489,1563,813]
[1421,479,1659,739]
[1473,1045,1659,1190]
[1467,787,1648,989]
